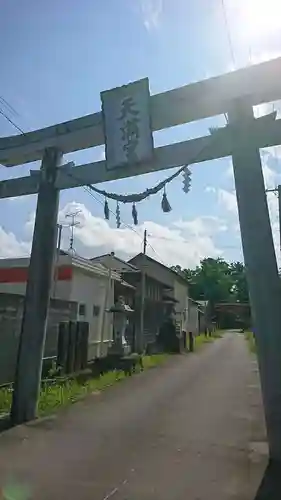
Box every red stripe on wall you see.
[57,266,72,281]
[0,266,72,283]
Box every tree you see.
[172,258,249,304]
[171,258,250,328]
[229,261,249,303]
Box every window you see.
[78,303,86,316]
[93,305,100,317]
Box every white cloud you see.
[56,201,224,269]
[0,226,30,258]
[139,0,163,31]
[217,189,237,215]
[24,211,36,236]
[224,150,280,189]
[174,216,227,235]
[250,50,281,66]
[208,149,281,263]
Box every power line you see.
[147,232,242,249]
[0,96,20,117]
[0,106,25,135]
[221,0,236,69]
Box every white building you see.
[0,253,124,359]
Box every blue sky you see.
[1,0,281,268]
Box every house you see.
[0,253,127,359]
[128,253,191,335]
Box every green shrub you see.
[245,331,256,353]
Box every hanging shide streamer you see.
[116,202,121,228]
[104,199,109,220]
[132,203,138,225]
[161,187,172,213]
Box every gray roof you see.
[196,300,209,307]
[90,253,139,273]
[129,253,189,285]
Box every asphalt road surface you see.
[0,332,266,499]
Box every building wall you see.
[130,255,174,289]
[0,293,77,385]
[0,260,73,300]
[130,255,189,334]
[186,299,199,335]
[70,268,114,359]
[174,280,189,331]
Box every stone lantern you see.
[108,296,134,356]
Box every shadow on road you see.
[254,460,281,499]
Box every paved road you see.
[0,332,267,499]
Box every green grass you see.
[245,331,256,353]
[0,354,169,418]
[194,330,224,350]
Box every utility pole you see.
[53,223,63,298]
[100,251,114,357]
[143,229,147,254]
[228,102,281,461]
[266,185,281,260]
[65,210,81,254]
[11,147,62,425]
[139,229,147,353]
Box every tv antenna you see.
[65,210,81,253]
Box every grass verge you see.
[194,330,224,351]
[245,331,256,353]
[0,354,169,418]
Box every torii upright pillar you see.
[229,100,281,461]
[11,147,62,425]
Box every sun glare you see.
[230,0,281,41]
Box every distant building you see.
[128,253,191,335]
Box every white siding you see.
[186,300,199,335]
[174,280,189,332]
[0,282,27,295]
[70,268,114,359]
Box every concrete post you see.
[11,147,62,425]
[228,101,281,461]
[278,185,281,262]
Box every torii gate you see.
[1,58,281,460]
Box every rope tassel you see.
[116,202,121,228]
[161,188,172,213]
[104,199,109,220]
[132,203,138,225]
